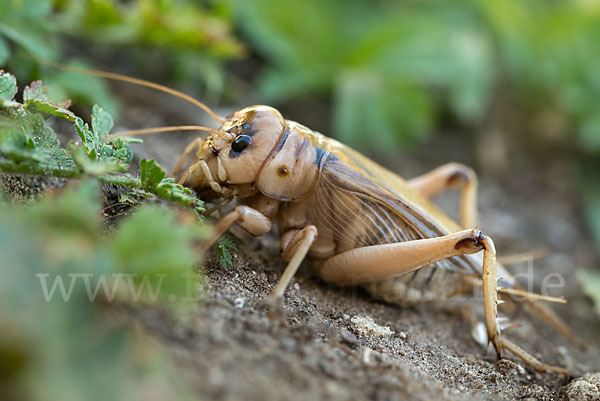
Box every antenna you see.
[41,59,225,124]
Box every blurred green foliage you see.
[0,178,202,401]
[0,72,211,400]
[0,0,243,113]
[579,269,600,315]
[231,0,600,150]
[4,0,597,152]
[580,172,600,312]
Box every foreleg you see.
[197,205,272,254]
[172,137,203,176]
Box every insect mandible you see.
[66,64,579,376]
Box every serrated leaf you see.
[26,101,77,122]
[21,80,76,122]
[216,237,237,268]
[41,148,77,171]
[139,159,166,190]
[91,104,114,137]
[23,81,48,103]
[155,178,204,212]
[24,80,71,108]
[23,111,59,150]
[137,160,204,211]
[0,71,17,100]
[74,117,94,144]
[105,138,133,163]
[0,112,61,165]
[69,142,127,176]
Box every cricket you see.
[54,62,579,377]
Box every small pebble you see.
[471,322,488,347]
[565,373,600,401]
[339,328,358,345]
[280,336,296,352]
[234,297,244,308]
[362,348,373,365]
[350,315,394,338]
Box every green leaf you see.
[0,0,52,20]
[0,36,9,66]
[0,71,17,100]
[25,178,102,239]
[45,66,119,118]
[0,175,198,400]
[26,100,77,122]
[0,112,59,163]
[23,111,59,150]
[72,107,131,166]
[74,117,95,144]
[139,159,166,190]
[0,23,56,60]
[107,204,205,305]
[333,72,434,148]
[578,270,600,314]
[216,237,237,268]
[155,178,204,212]
[69,142,127,176]
[91,104,114,137]
[23,80,46,103]
[23,80,69,107]
[23,80,77,122]
[138,159,204,211]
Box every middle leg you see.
[270,225,318,298]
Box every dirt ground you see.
[23,86,600,400]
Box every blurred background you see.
[3,0,600,190]
[2,0,600,400]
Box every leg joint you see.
[454,229,486,253]
[446,163,477,188]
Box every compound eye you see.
[231,135,251,153]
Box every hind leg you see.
[408,162,477,229]
[319,228,568,374]
[319,228,502,356]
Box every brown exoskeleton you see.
[65,64,576,375]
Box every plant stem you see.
[0,159,141,188]
[99,174,141,187]
[0,159,80,178]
